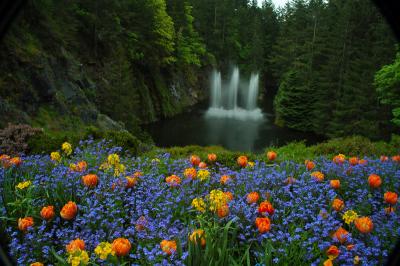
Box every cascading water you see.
[210,70,222,108]
[206,67,263,120]
[246,73,259,110]
[227,67,239,109]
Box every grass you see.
[144,134,400,167]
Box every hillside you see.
[0,1,210,135]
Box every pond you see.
[144,101,322,153]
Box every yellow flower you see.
[94,242,115,260]
[248,161,255,168]
[151,158,160,164]
[99,162,111,171]
[62,142,72,156]
[69,163,77,171]
[198,169,210,181]
[342,210,358,224]
[16,181,31,190]
[191,197,206,212]
[114,163,126,177]
[208,189,227,211]
[67,250,89,266]
[50,152,61,162]
[107,154,120,166]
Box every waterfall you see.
[206,66,263,120]
[227,67,239,109]
[246,73,259,110]
[210,70,222,108]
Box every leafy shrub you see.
[311,135,397,157]
[28,127,143,155]
[27,130,82,155]
[145,145,256,168]
[0,124,43,155]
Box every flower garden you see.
[1,139,400,266]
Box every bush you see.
[311,135,397,157]
[0,124,43,155]
[28,126,143,155]
[27,130,82,155]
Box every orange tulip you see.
[323,259,333,266]
[359,159,367,165]
[258,201,274,215]
[224,191,234,202]
[112,238,131,256]
[184,168,197,179]
[380,156,389,162]
[133,171,143,177]
[392,155,400,162]
[10,157,22,166]
[354,217,373,234]
[207,153,217,162]
[160,240,177,255]
[332,198,344,212]
[217,204,229,218]
[384,191,398,205]
[332,227,348,244]
[0,154,10,160]
[30,262,44,266]
[246,192,260,204]
[305,160,315,171]
[60,201,78,220]
[330,180,340,189]
[190,155,201,166]
[165,175,181,187]
[368,174,382,188]
[237,156,248,168]
[18,217,34,231]
[40,205,55,220]
[311,171,324,182]
[82,174,98,188]
[220,175,231,185]
[198,162,207,168]
[326,245,340,259]
[347,244,355,251]
[125,176,139,188]
[66,238,85,253]
[76,161,88,172]
[266,151,277,161]
[333,154,346,164]
[349,157,359,166]
[255,217,271,233]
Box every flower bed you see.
[0,140,399,265]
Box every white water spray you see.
[210,70,222,108]
[246,73,259,110]
[207,67,263,120]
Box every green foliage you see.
[375,51,400,126]
[271,0,397,139]
[310,136,396,158]
[145,135,400,165]
[28,127,142,155]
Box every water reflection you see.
[204,111,264,151]
[144,106,320,153]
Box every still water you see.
[144,103,320,153]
